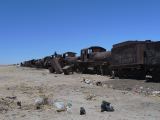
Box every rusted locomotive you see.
[62,52,77,65]
[111,40,160,82]
[62,52,78,74]
[21,59,36,67]
[77,46,111,75]
[48,47,111,75]
[21,55,53,69]
[21,40,160,82]
[48,52,78,74]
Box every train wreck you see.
[21,40,160,82]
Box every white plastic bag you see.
[54,102,66,112]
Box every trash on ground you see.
[35,97,45,106]
[82,78,92,85]
[54,101,66,112]
[35,96,48,109]
[110,70,115,79]
[5,96,17,100]
[152,91,160,96]
[66,102,72,113]
[35,96,48,105]
[96,81,103,86]
[84,79,91,84]
[17,101,22,109]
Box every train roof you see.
[82,46,106,51]
[63,52,77,55]
[112,40,158,48]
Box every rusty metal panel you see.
[112,44,136,66]
[145,42,160,65]
[136,43,145,65]
[89,46,106,52]
[111,41,146,67]
[50,58,63,74]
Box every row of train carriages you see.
[21,40,160,82]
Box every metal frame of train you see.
[21,40,160,82]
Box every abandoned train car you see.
[49,52,78,74]
[20,40,160,82]
[111,40,160,82]
[77,46,111,75]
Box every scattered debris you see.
[54,101,66,112]
[66,102,72,113]
[86,94,96,101]
[35,96,48,109]
[5,96,17,100]
[111,70,115,79]
[140,86,143,89]
[36,106,41,110]
[62,65,74,75]
[17,101,22,109]
[0,107,8,114]
[122,91,129,95]
[152,91,160,96]
[84,79,91,84]
[0,97,15,113]
[101,101,114,112]
[80,107,86,115]
[104,80,160,97]
[82,78,92,85]
[35,97,45,106]
[96,81,103,86]
[125,87,132,91]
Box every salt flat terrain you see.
[0,66,159,120]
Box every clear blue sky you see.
[0,0,160,64]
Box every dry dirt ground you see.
[0,66,160,120]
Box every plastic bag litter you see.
[54,102,66,112]
[66,102,72,113]
[35,97,45,106]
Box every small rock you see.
[101,101,114,112]
[96,81,103,86]
[17,101,21,109]
[80,107,86,115]
[36,106,41,110]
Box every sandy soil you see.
[0,66,160,120]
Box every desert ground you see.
[0,65,160,120]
